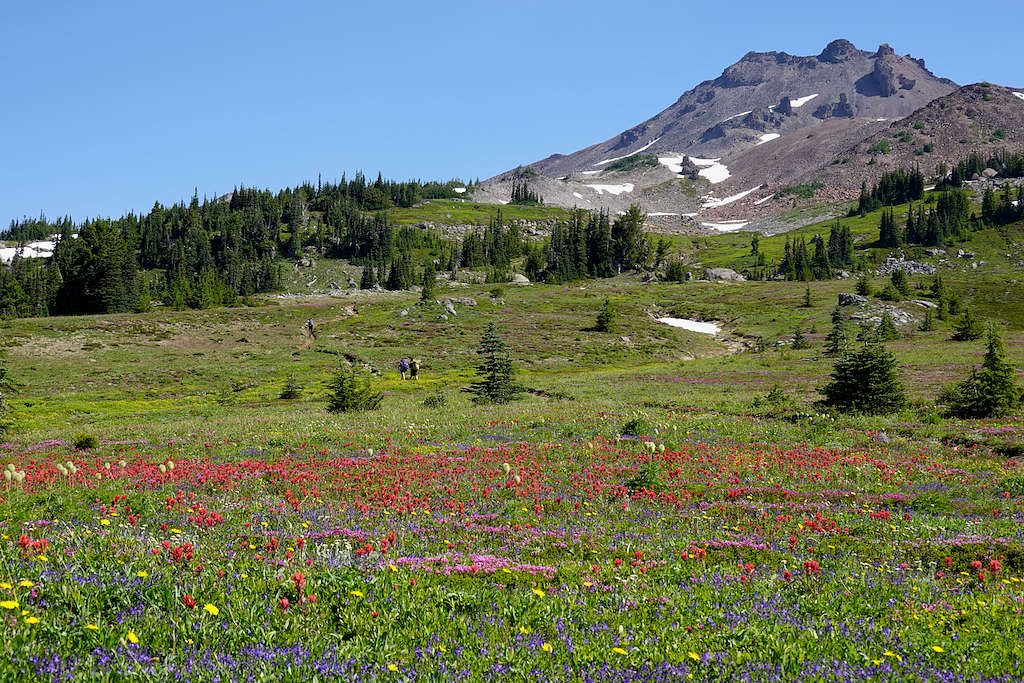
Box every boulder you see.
[982,168,998,178]
[511,273,530,285]
[444,302,457,317]
[838,293,867,307]
[703,267,746,282]
[450,297,477,306]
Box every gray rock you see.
[910,299,938,309]
[439,314,448,321]
[641,272,659,283]
[511,273,530,284]
[703,267,746,281]
[982,168,998,178]
[400,309,408,317]
[684,271,693,281]
[347,277,357,288]
[450,297,477,306]
[838,293,868,307]
[925,248,945,257]
[875,256,935,276]
[444,302,457,316]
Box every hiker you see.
[306,318,316,339]
[409,358,419,380]
[398,358,409,380]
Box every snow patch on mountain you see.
[585,183,635,196]
[1014,92,1024,101]
[594,137,661,166]
[702,186,761,209]
[658,154,685,174]
[702,221,749,232]
[756,133,780,145]
[789,94,819,108]
[691,157,731,184]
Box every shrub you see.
[791,327,810,349]
[423,393,448,408]
[73,434,99,450]
[625,462,664,492]
[620,415,652,437]
[820,341,906,415]
[326,367,382,413]
[878,283,902,302]
[919,309,936,331]
[868,140,891,155]
[665,261,687,282]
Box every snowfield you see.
[690,157,730,184]
[702,186,761,209]
[1014,92,1024,101]
[754,194,775,205]
[789,94,819,108]
[453,187,466,194]
[756,133,780,145]
[701,221,749,232]
[0,243,54,264]
[658,154,685,174]
[594,137,660,166]
[584,183,635,196]
[657,317,721,335]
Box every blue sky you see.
[2,0,1021,224]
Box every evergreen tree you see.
[953,307,983,341]
[420,262,437,301]
[326,366,382,413]
[940,327,1021,418]
[890,269,910,297]
[877,310,899,341]
[359,264,375,290]
[468,322,520,404]
[824,307,849,356]
[791,326,810,349]
[855,272,873,296]
[802,286,813,308]
[595,297,616,333]
[919,309,935,332]
[611,205,648,271]
[820,341,906,414]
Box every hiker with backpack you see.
[409,358,420,380]
[306,318,316,339]
[398,358,409,380]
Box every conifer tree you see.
[824,307,849,356]
[953,307,983,341]
[802,286,813,308]
[420,262,437,301]
[468,322,520,404]
[326,366,382,413]
[890,269,910,297]
[919,309,935,332]
[791,326,809,349]
[877,310,899,341]
[595,297,616,333]
[820,341,906,414]
[856,272,872,296]
[940,327,1021,418]
[359,265,375,290]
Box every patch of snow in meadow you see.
[580,170,602,176]
[585,183,635,196]
[453,187,466,194]
[573,192,583,199]
[657,317,721,335]
[594,137,661,166]
[756,133,780,145]
[702,186,761,209]
[1013,92,1024,101]
[924,185,936,192]
[701,221,749,232]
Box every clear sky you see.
[2,0,1022,224]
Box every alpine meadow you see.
[2,14,1024,683]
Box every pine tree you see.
[611,205,648,271]
[420,262,437,301]
[326,366,382,413]
[595,297,616,333]
[824,307,849,356]
[820,341,906,414]
[890,269,910,297]
[791,326,810,349]
[359,265,375,290]
[919,309,935,331]
[952,307,983,341]
[940,327,1021,417]
[856,272,872,296]
[877,310,899,341]
[468,322,520,404]
[802,286,813,308]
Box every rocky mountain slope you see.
[475,39,998,233]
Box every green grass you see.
[384,199,572,226]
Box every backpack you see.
[399,359,409,371]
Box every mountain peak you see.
[818,38,859,63]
